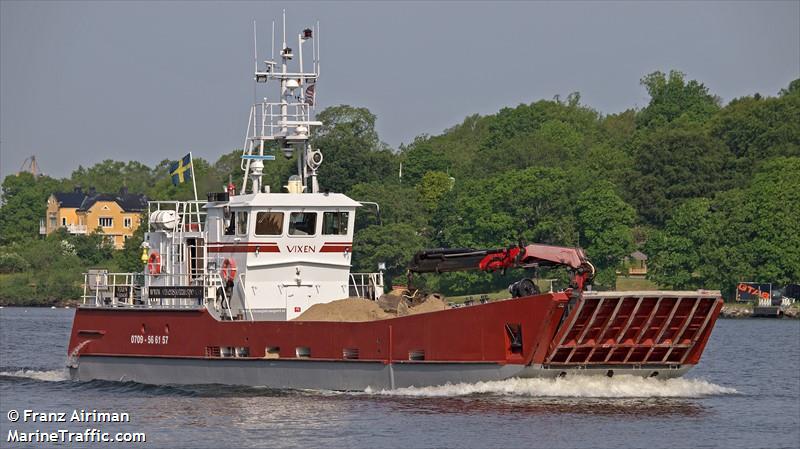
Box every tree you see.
[114,214,147,272]
[70,160,155,195]
[347,182,427,231]
[644,198,717,290]
[475,98,602,176]
[0,173,66,244]
[645,158,800,296]
[636,70,720,129]
[576,182,636,287]
[416,171,453,212]
[600,109,636,147]
[709,93,800,170]
[351,223,424,288]
[779,78,800,97]
[709,157,800,291]
[312,105,397,193]
[400,135,451,183]
[434,166,577,250]
[628,124,733,225]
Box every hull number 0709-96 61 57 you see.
[130,335,169,345]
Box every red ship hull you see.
[67,291,722,390]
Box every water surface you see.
[1,308,797,448]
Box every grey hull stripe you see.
[72,356,692,390]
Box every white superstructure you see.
[83,11,383,320]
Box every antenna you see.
[312,22,317,74]
[253,20,258,73]
[253,20,258,104]
[298,32,304,91]
[241,11,324,195]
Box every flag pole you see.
[189,152,200,225]
[189,152,199,202]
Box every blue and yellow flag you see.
[169,153,193,185]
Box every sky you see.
[1,1,798,179]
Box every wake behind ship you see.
[67,12,723,390]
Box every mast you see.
[241,10,322,195]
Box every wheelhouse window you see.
[288,212,317,236]
[99,217,113,228]
[236,211,249,236]
[255,212,284,236]
[224,209,235,235]
[322,212,349,235]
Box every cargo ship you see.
[67,12,723,390]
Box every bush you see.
[0,252,30,273]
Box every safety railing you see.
[147,200,207,233]
[248,101,315,141]
[81,270,144,307]
[81,270,229,312]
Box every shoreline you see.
[720,303,799,319]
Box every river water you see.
[0,307,798,448]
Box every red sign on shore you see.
[736,282,771,301]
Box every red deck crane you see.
[408,243,596,295]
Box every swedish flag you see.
[169,153,193,185]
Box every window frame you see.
[235,211,249,236]
[288,211,318,237]
[322,211,350,236]
[99,217,114,228]
[254,211,285,236]
[123,217,132,228]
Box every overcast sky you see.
[1,1,798,179]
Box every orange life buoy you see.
[147,252,161,275]
[221,258,237,283]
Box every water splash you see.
[366,375,737,398]
[0,369,69,382]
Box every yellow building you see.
[42,187,147,249]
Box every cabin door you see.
[285,286,314,320]
[186,238,205,281]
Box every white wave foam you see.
[0,369,69,382]
[367,375,737,398]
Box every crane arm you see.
[408,244,595,290]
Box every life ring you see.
[221,258,237,283]
[147,252,161,275]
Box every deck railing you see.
[147,200,207,233]
[81,270,228,311]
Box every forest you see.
[1,70,798,305]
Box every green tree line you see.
[1,71,798,304]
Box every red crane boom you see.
[408,244,596,291]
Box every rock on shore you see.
[720,305,752,318]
